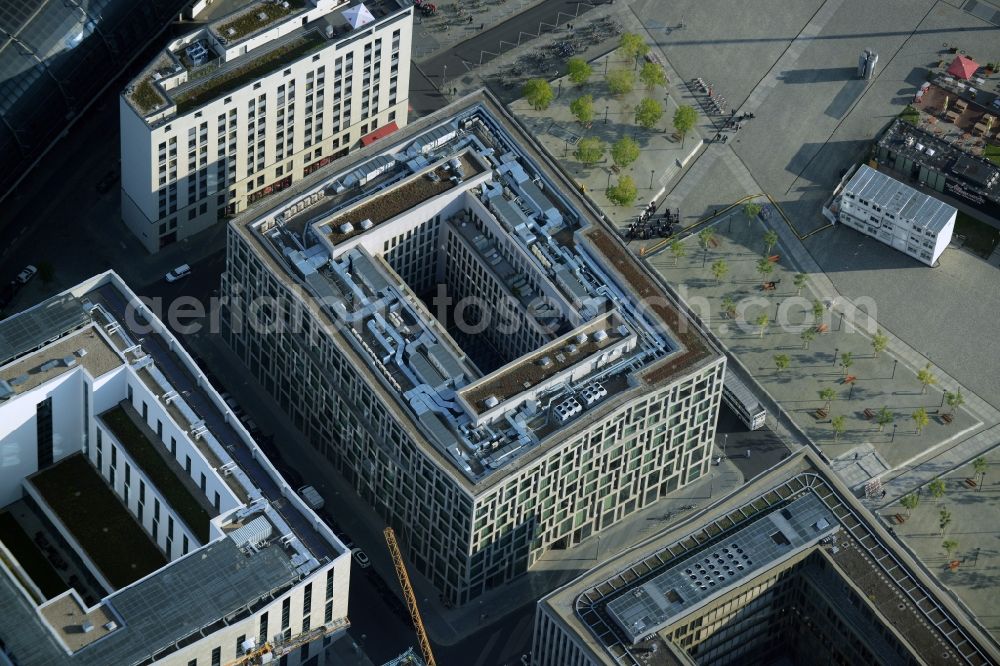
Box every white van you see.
[164,264,191,282]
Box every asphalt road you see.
[714,403,791,480]
[420,0,603,91]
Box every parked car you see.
[164,264,191,282]
[15,265,37,285]
[352,548,371,569]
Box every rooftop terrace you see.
[28,454,167,590]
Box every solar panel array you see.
[0,292,88,366]
[605,493,838,644]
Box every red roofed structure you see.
[946,54,979,80]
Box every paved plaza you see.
[647,208,989,471]
[886,445,1000,641]
[510,47,702,228]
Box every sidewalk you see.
[411,0,549,62]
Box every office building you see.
[838,164,956,266]
[221,91,725,604]
[0,272,350,665]
[533,450,999,666]
[120,0,412,252]
[874,118,1000,220]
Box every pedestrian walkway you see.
[411,0,549,62]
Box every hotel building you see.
[120,0,412,252]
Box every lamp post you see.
[849,382,855,400]
[891,423,897,443]
[442,64,447,91]
[891,359,897,380]
[649,169,655,189]
[607,171,612,188]
[833,347,839,367]
[604,105,609,124]
[723,433,728,457]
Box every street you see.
[714,403,791,481]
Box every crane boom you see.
[384,527,437,666]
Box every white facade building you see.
[0,273,351,665]
[120,0,412,253]
[838,165,956,266]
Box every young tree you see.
[606,175,637,206]
[569,94,595,124]
[574,136,605,165]
[743,201,762,226]
[672,105,698,147]
[721,296,736,319]
[801,328,816,350]
[942,538,959,559]
[973,456,988,489]
[698,227,716,255]
[607,69,635,96]
[763,229,779,255]
[912,407,929,434]
[840,351,853,377]
[639,61,667,90]
[711,259,728,284]
[944,390,964,417]
[755,313,769,338]
[611,136,640,169]
[793,272,809,296]
[876,406,893,432]
[755,257,774,285]
[917,363,938,394]
[774,354,790,373]
[819,387,836,411]
[939,509,952,534]
[522,79,554,110]
[900,493,919,517]
[566,57,592,85]
[634,98,664,129]
[812,299,826,321]
[619,32,650,61]
[669,238,686,265]
[871,329,889,358]
[831,414,846,441]
[929,479,946,500]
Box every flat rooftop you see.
[877,118,1000,200]
[543,451,998,666]
[237,91,721,487]
[124,0,409,122]
[0,325,122,397]
[843,164,957,233]
[0,272,346,664]
[28,454,167,590]
[605,493,838,643]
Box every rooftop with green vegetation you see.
[29,454,167,590]
[174,30,325,114]
[130,77,165,114]
[212,0,305,44]
[100,404,212,542]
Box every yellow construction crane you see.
[224,620,350,666]
[384,527,437,666]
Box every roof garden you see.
[29,454,167,590]
[100,404,212,542]
[460,313,628,410]
[0,511,66,600]
[130,77,166,114]
[174,30,325,114]
[323,153,485,244]
[213,0,305,44]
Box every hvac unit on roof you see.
[575,332,588,345]
[592,329,608,342]
[925,148,935,156]
[537,356,553,368]
[339,222,355,234]
[484,395,500,409]
[360,219,374,230]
